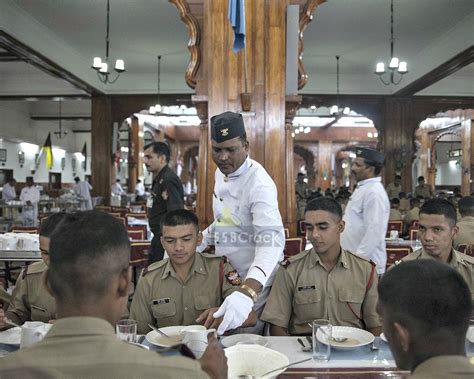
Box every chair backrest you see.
[95,205,111,212]
[130,241,150,266]
[386,247,411,269]
[111,207,128,217]
[409,229,419,241]
[297,220,307,237]
[386,221,403,237]
[458,244,473,257]
[125,212,148,220]
[284,228,290,238]
[11,227,38,234]
[283,237,306,259]
[127,225,147,241]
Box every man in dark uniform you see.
[144,142,184,263]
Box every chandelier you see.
[149,56,167,115]
[54,99,68,139]
[375,0,408,85]
[330,56,350,117]
[91,0,125,84]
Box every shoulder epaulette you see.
[280,258,291,269]
[142,259,167,277]
[22,261,46,277]
[200,252,225,261]
[456,251,474,266]
[344,249,372,264]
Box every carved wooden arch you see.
[294,144,316,187]
[169,0,201,89]
[429,128,463,168]
[298,0,327,89]
[181,144,199,188]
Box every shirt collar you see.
[46,317,114,338]
[309,248,350,270]
[356,177,382,188]
[224,157,251,180]
[420,248,459,268]
[161,253,208,280]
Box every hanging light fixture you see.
[330,56,350,116]
[54,99,68,139]
[149,55,164,115]
[375,0,408,85]
[91,0,125,84]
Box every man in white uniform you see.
[74,176,93,210]
[19,177,40,227]
[135,179,145,202]
[111,179,125,196]
[341,147,390,275]
[199,111,285,335]
[2,178,17,201]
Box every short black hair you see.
[391,198,400,205]
[378,259,471,346]
[363,159,383,175]
[458,196,474,217]
[39,212,68,237]
[305,196,342,220]
[297,173,305,177]
[48,211,130,304]
[74,177,80,182]
[410,197,420,207]
[144,141,170,163]
[395,175,401,180]
[418,176,425,182]
[160,209,199,232]
[420,198,457,226]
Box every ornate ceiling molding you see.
[169,0,201,89]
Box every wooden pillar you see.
[91,96,114,205]
[127,117,141,194]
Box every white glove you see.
[213,291,253,335]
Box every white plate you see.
[221,334,268,348]
[317,326,375,350]
[225,344,289,378]
[0,323,52,346]
[145,326,184,347]
[380,332,388,343]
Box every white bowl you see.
[225,344,289,378]
[317,326,374,350]
[145,325,184,347]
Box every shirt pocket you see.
[151,301,177,321]
[194,295,216,311]
[338,287,365,323]
[293,287,322,322]
[30,304,53,323]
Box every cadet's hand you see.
[213,292,253,335]
[0,309,14,330]
[199,333,227,379]
[196,307,223,329]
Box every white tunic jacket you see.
[200,158,284,287]
[341,177,390,274]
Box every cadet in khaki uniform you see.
[378,260,474,378]
[385,174,402,200]
[131,209,255,335]
[414,176,433,199]
[0,211,227,379]
[261,197,381,336]
[397,198,473,297]
[453,196,474,248]
[0,213,67,329]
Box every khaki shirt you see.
[454,216,474,248]
[411,355,474,378]
[415,184,433,199]
[389,209,403,221]
[404,207,420,226]
[0,286,10,310]
[386,182,401,200]
[399,198,410,213]
[261,249,380,335]
[130,253,241,334]
[295,181,309,200]
[399,248,474,296]
[0,317,208,378]
[7,261,56,323]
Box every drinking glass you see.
[116,319,137,343]
[312,319,332,361]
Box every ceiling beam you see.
[31,116,91,121]
[0,31,103,96]
[394,46,474,97]
[0,51,20,62]
[0,94,90,101]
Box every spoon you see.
[148,323,170,338]
[332,336,348,343]
[260,357,313,377]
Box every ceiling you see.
[0,0,472,98]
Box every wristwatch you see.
[240,284,258,303]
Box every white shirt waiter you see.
[20,178,40,227]
[2,181,16,201]
[200,111,284,335]
[74,178,93,210]
[111,181,124,195]
[341,148,390,275]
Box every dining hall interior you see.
[0,0,473,377]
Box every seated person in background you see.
[0,212,67,329]
[130,209,256,334]
[0,287,10,310]
[397,198,473,296]
[0,211,226,379]
[398,192,410,213]
[414,176,433,199]
[453,195,474,249]
[261,197,381,336]
[386,174,401,200]
[403,197,421,227]
[389,198,403,221]
[377,259,473,378]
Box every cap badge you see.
[220,128,229,137]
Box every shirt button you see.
[182,286,186,289]
[184,307,188,311]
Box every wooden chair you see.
[297,220,307,237]
[130,241,150,285]
[283,237,306,259]
[457,243,473,257]
[386,221,403,237]
[283,228,290,238]
[10,227,39,234]
[125,212,148,222]
[386,247,411,269]
[409,229,419,241]
[111,207,128,217]
[95,205,111,212]
[127,225,147,240]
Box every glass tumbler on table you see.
[312,319,332,361]
[116,319,137,343]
